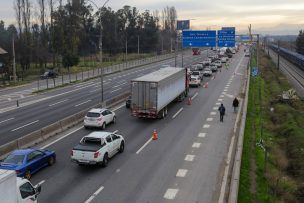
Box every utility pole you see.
[99,25,104,104]
[12,36,16,83]
[174,35,178,67]
[161,36,163,54]
[277,40,280,70]
[125,36,128,61]
[137,35,139,55]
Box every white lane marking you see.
[198,133,206,138]
[113,82,127,88]
[203,124,210,128]
[164,188,179,200]
[192,142,201,148]
[191,92,198,100]
[89,89,99,93]
[37,180,45,185]
[11,120,39,132]
[220,95,224,98]
[224,93,235,99]
[172,108,183,119]
[75,100,91,107]
[8,98,12,101]
[84,185,105,203]
[223,90,227,92]
[42,126,83,149]
[218,99,223,101]
[185,155,195,161]
[210,112,217,115]
[110,88,122,93]
[113,130,119,134]
[116,169,120,173]
[136,138,153,154]
[49,99,69,107]
[0,117,15,124]
[176,169,188,177]
[112,104,125,112]
[216,102,221,105]
[213,107,218,110]
[207,117,213,121]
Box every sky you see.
[1,0,304,35]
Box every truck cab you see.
[17,177,41,203]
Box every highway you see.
[24,49,249,203]
[0,51,207,146]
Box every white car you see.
[203,68,212,77]
[221,57,228,63]
[191,71,203,79]
[213,60,222,68]
[209,65,218,72]
[84,108,116,129]
[71,132,125,167]
[189,75,201,87]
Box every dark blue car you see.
[0,148,56,179]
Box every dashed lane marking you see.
[172,108,183,119]
[176,169,188,177]
[164,189,179,200]
[84,185,104,203]
[210,112,217,115]
[207,117,213,121]
[185,155,195,161]
[192,142,201,148]
[198,133,206,138]
[203,124,210,128]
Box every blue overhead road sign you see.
[241,35,250,41]
[222,27,235,31]
[182,30,216,48]
[177,20,190,30]
[218,30,235,47]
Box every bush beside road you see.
[238,47,304,202]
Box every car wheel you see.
[48,156,56,166]
[102,122,106,130]
[112,116,116,124]
[119,141,125,153]
[102,153,108,167]
[25,170,31,180]
[84,126,89,130]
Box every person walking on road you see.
[232,97,239,113]
[218,103,226,122]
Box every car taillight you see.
[94,151,99,158]
[15,170,21,174]
[71,150,73,156]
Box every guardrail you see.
[0,92,130,158]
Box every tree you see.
[296,30,304,55]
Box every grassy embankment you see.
[238,47,304,202]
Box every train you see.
[269,44,304,70]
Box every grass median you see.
[238,47,304,202]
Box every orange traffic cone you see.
[153,129,158,140]
[187,97,192,105]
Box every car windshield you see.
[3,154,25,164]
[205,68,211,71]
[192,72,199,75]
[86,112,100,118]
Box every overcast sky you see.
[1,0,304,34]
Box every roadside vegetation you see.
[238,46,304,202]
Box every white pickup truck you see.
[71,132,125,167]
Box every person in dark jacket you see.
[232,97,239,113]
[218,103,226,122]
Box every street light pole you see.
[86,0,109,106]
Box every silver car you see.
[84,108,116,129]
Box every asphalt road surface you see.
[26,49,249,203]
[0,50,209,146]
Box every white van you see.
[0,170,41,203]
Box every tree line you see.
[0,0,178,76]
